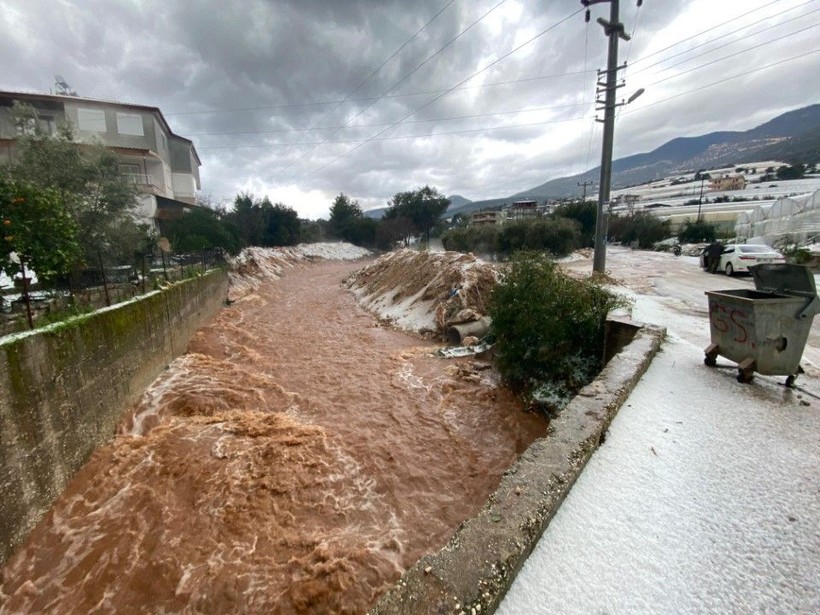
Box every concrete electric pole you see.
[578,180,595,200]
[583,0,642,274]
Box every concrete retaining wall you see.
[371,322,665,614]
[0,270,228,565]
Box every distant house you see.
[710,174,746,191]
[0,90,201,237]
[505,199,539,220]
[621,194,640,206]
[470,210,503,227]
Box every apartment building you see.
[709,174,747,191]
[505,199,539,221]
[0,90,201,235]
[470,209,504,227]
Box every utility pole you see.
[578,180,595,200]
[583,0,640,274]
[697,173,708,221]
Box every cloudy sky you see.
[1,0,817,218]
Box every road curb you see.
[370,323,666,615]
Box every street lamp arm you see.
[627,88,645,104]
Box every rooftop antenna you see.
[53,75,78,96]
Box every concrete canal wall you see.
[0,270,228,565]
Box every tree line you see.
[441,201,672,258]
[164,185,451,254]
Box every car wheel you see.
[725,262,734,276]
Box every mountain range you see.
[389,103,820,219]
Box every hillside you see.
[448,103,820,217]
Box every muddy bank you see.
[345,249,498,337]
[0,250,546,614]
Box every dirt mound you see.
[345,249,498,337]
[228,243,370,301]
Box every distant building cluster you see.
[468,199,557,227]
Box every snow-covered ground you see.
[499,247,820,614]
[345,249,497,335]
[227,242,370,301]
[610,162,820,210]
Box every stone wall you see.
[0,270,228,565]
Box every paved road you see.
[499,247,820,614]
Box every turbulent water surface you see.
[0,259,547,614]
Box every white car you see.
[715,244,786,276]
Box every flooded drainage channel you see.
[0,259,550,614]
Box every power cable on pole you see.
[583,0,641,275]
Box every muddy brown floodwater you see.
[0,259,547,614]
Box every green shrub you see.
[497,218,581,258]
[441,224,498,255]
[442,218,584,259]
[489,252,627,407]
[678,220,717,243]
[496,221,527,255]
[553,201,597,247]
[523,217,582,255]
[608,212,671,248]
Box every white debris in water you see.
[295,242,370,260]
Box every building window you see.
[77,108,106,132]
[39,115,56,135]
[116,113,144,136]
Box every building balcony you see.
[122,173,163,194]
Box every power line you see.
[168,1,811,122]
[634,0,817,74]
[196,48,818,154]
[622,47,820,115]
[629,0,790,65]
[582,15,598,175]
[189,101,588,138]
[306,7,585,178]
[197,115,589,150]
[165,69,595,118]
[279,0,511,173]
[288,0,456,150]
[641,22,819,88]
[615,0,644,126]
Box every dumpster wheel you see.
[737,369,754,384]
[736,357,756,384]
[704,344,718,367]
[785,366,805,388]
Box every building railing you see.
[121,173,159,189]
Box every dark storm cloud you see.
[1,0,817,217]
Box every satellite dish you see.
[53,75,78,97]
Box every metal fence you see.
[0,249,227,337]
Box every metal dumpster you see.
[704,263,820,384]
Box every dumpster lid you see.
[750,263,818,297]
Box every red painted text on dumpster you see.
[709,300,752,345]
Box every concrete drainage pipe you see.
[446,316,492,345]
